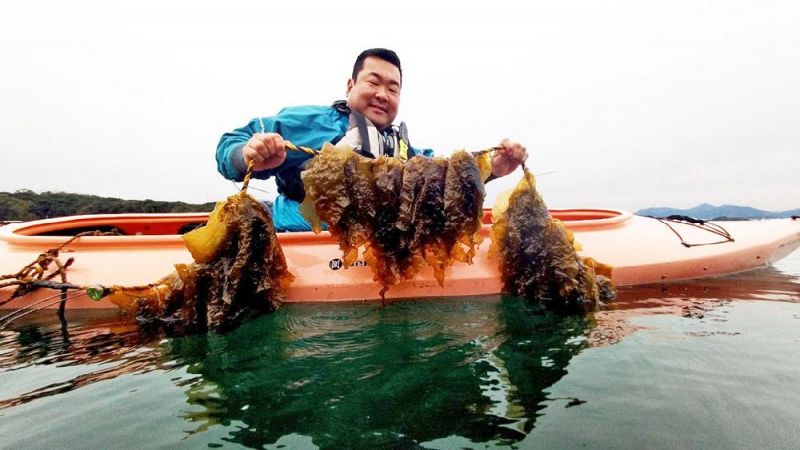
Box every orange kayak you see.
[2,209,799,310]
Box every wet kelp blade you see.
[299,145,375,266]
[490,170,615,312]
[300,144,488,296]
[443,149,487,264]
[106,192,294,334]
[182,199,229,263]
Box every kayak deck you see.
[1,210,799,309]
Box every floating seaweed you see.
[106,191,294,334]
[490,170,615,313]
[301,144,489,296]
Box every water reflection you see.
[0,259,798,448]
[591,266,800,346]
[0,311,163,408]
[157,296,592,447]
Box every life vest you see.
[277,101,416,203]
[332,100,413,162]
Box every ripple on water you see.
[0,310,165,410]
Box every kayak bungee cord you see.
[652,215,734,248]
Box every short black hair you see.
[352,48,402,82]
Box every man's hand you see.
[491,138,528,177]
[242,133,287,171]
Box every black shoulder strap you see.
[331,100,350,114]
[350,111,373,156]
[399,122,411,149]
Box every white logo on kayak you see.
[328,258,368,270]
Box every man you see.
[216,48,527,231]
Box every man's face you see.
[346,56,401,130]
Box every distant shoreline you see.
[635,203,800,220]
[1,190,216,222]
[3,189,798,222]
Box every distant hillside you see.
[636,203,800,220]
[1,190,217,222]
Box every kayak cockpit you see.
[484,208,632,230]
[4,213,210,237]
[1,209,632,246]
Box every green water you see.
[1,251,799,449]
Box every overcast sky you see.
[1,1,798,212]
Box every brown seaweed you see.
[301,145,489,296]
[396,155,450,284]
[107,192,294,334]
[489,170,615,313]
[361,156,410,289]
[443,150,486,265]
[300,146,377,267]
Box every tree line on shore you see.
[1,190,216,222]
[5,190,796,223]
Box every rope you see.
[0,230,123,328]
[277,140,498,160]
[284,141,317,156]
[237,141,316,194]
[230,180,271,195]
[257,118,318,156]
[240,160,255,193]
[0,289,88,328]
[1,233,89,294]
[239,143,500,194]
[473,146,505,156]
[652,215,734,248]
[0,285,78,310]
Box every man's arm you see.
[216,118,270,181]
[216,106,349,181]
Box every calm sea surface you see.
[1,250,799,449]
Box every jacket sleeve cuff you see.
[230,145,248,180]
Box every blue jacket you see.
[216,103,432,231]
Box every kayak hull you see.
[2,210,799,309]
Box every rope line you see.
[0,290,87,327]
[241,160,255,193]
[652,215,734,248]
[0,231,123,329]
[284,141,317,156]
